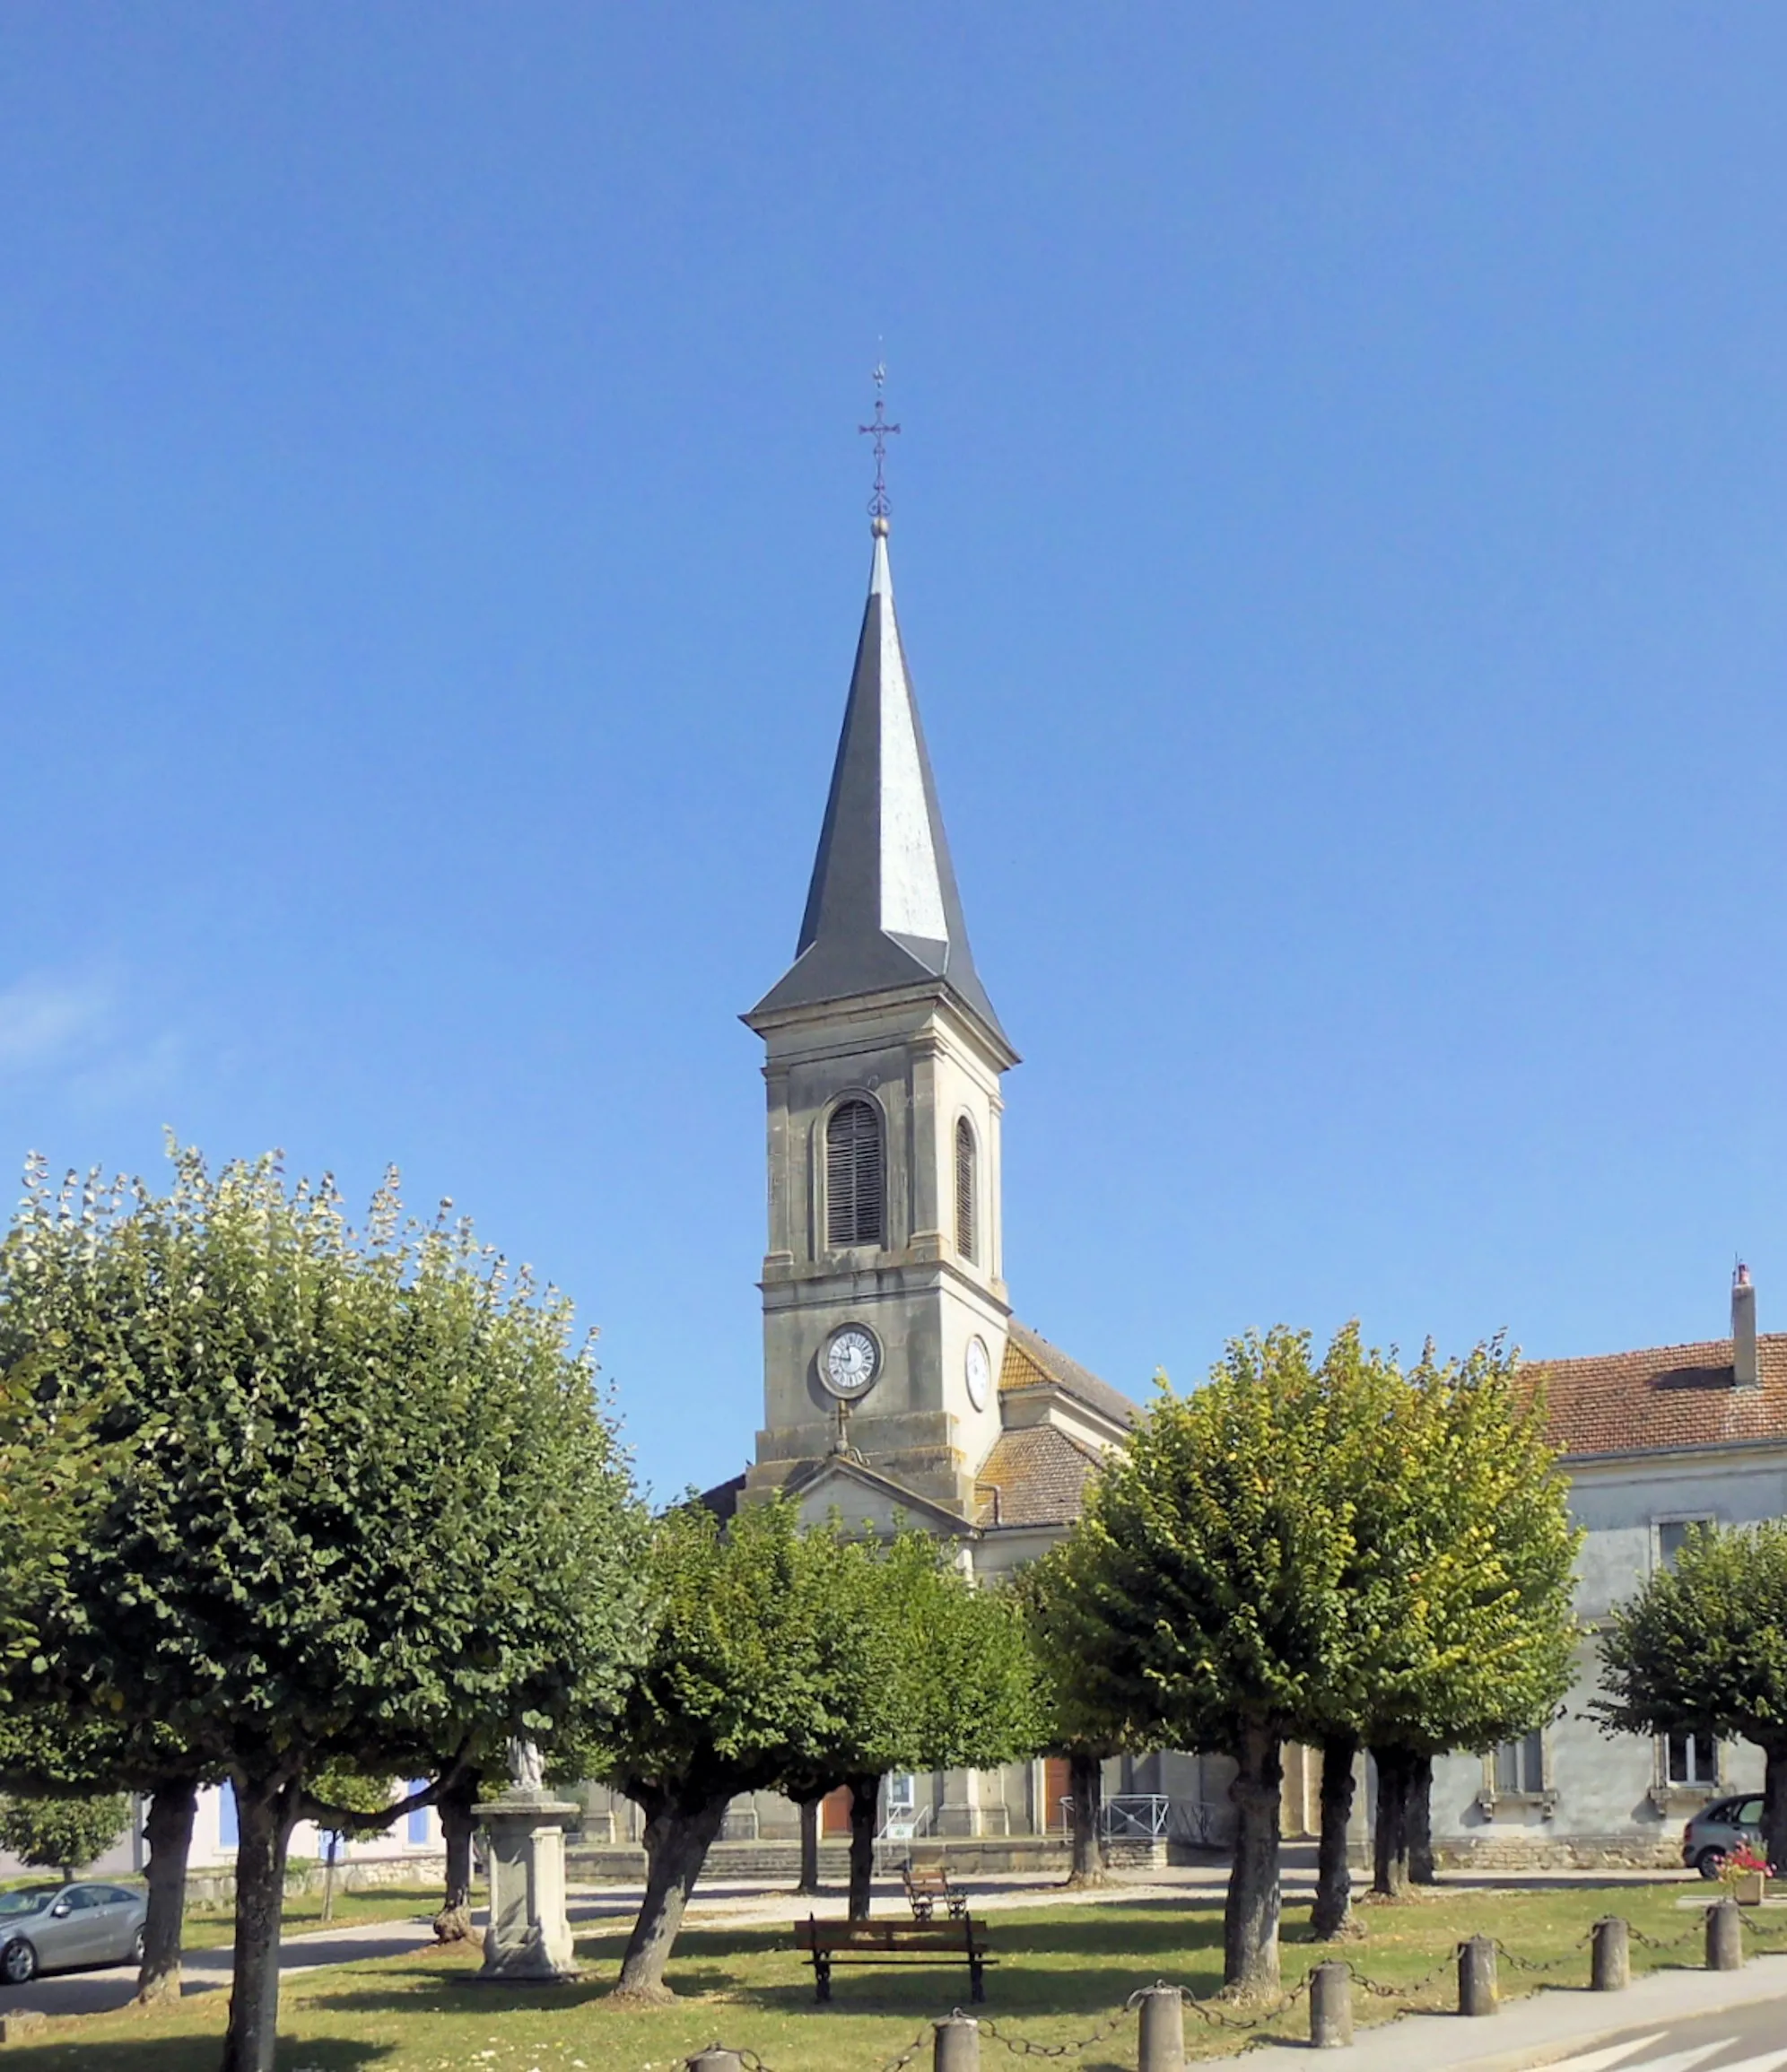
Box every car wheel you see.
[1695,1848,1728,1880]
[1,1938,39,1985]
[129,1926,146,1966]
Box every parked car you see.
[0,1883,147,1984]
[1683,1795,1765,1878]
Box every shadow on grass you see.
[8,2040,388,2072]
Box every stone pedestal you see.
[474,1791,580,1982]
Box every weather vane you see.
[858,362,901,530]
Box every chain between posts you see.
[977,1986,1145,2056]
[873,2024,938,2072]
[1629,1919,1715,1955]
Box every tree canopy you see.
[1596,1520,1787,1871]
[0,1144,647,2072]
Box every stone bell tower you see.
[741,513,1018,1521]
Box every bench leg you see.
[814,1954,832,2005]
[970,1956,985,2004]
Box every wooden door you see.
[821,1786,853,1835]
[1043,1757,1072,1832]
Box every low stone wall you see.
[1433,1836,1686,1872]
[566,1834,1085,1884]
[185,1854,445,1910]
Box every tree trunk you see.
[221,1770,301,2072]
[1371,1744,1414,1899]
[846,1772,879,1921]
[136,1778,196,2005]
[796,1797,821,1896]
[1311,1732,1357,1941]
[1223,1722,1283,1995]
[320,1833,338,1923]
[1762,1741,1787,1876]
[1408,1753,1435,1884]
[1066,1750,1107,1887]
[433,1769,479,1943]
[613,1795,727,2001]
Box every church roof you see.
[975,1423,1105,1528]
[1000,1319,1139,1429]
[748,527,1009,1050]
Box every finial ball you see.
[871,515,890,537]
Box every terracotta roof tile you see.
[1534,1333,1787,1459]
[998,1319,1138,1428]
[974,1423,1105,1528]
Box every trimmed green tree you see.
[1595,1520,1787,1874]
[1066,1328,1359,1993]
[0,1792,129,1881]
[0,1146,647,2072]
[597,1497,888,1998]
[1347,1337,1579,1902]
[1021,1534,1149,1889]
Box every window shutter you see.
[826,1100,884,1248]
[955,1118,977,1263]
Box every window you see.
[955,1118,977,1263]
[825,1099,885,1248]
[1659,1519,1713,1571]
[886,1772,917,1812]
[1494,1730,1545,1796]
[1666,1731,1717,1787]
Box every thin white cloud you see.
[0,974,111,1075]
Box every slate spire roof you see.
[750,523,1009,1049]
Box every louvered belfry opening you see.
[826,1098,885,1249]
[955,1116,977,1263]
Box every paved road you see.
[1545,2013,1787,2072]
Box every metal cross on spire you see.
[858,362,901,531]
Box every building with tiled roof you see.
[1425,1268,1787,1870]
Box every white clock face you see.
[822,1324,881,1400]
[964,1336,991,1411]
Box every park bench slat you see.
[791,1913,994,2003]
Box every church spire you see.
[749,493,1008,1051]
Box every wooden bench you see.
[792,1914,993,2003]
[902,1862,969,1921]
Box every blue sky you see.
[4,6,1786,1499]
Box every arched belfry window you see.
[955,1117,978,1264]
[826,1099,885,1248]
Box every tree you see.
[1343,1337,1579,1902]
[1065,1330,1360,1994]
[596,1498,884,1999]
[1,1146,647,2072]
[1020,1535,1149,1889]
[1595,1520,1787,1874]
[0,1793,129,1881]
[834,1538,1042,1920]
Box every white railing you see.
[874,1801,935,1872]
[1102,1793,1170,1841]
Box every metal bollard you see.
[1707,1899,1744,1972]
[934,2015,981,2072]
[1137,1984,1185,2072]
[686,2053,744,2072]
[1458,1935,1498,2016]
[1310,1961,1354,2049]
[1591,1917,1630,1991]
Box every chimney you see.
[1733,1263,1759,1389]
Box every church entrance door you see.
[1043,1757,1072,1833]
[821,1787,853,1836]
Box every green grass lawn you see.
[0,1879,1756,2072]
[181,1887,447,1950]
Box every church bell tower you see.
[741,508,1018,1521]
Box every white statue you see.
[506,1737,545,1795]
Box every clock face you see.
[964,1336,992,1411]
[822,1324,882,1400]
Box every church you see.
[676,505,1180,1854]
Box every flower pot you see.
[1732,1871,1766,1906]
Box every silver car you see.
[0,1883,147,1984]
